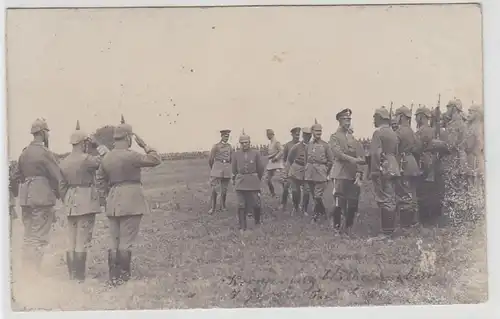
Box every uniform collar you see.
[30,141,45,146]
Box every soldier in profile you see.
[208,129,232,214]
[96,116,161,286]
[59,120,109,282]
[15,118,67,274]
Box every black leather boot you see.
[66,251,75,280]
[238,208,247,230]
[254,207,261,226]
[108,249,121,286]
[333,207,342,229]
[74,252,87,282]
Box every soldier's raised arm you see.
[328,134,358,164]
[131,134,162,167]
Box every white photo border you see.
[1,0,498,318]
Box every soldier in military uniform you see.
[208,129,233,214]
[465,103,485,222]
[232,130,264,232]
[305,119,334,222]
[15,118,68,272]
[264,129,284,198]
[96,117,161,285]
[287,127,313,215]
[391,118,399,132]
[394,106,420,229]
[280,127,301,212]
[9,161,19,221]
[329,109,366,234]
[59,121,109,281]
[369,108,400,239]
[441,99,469,226]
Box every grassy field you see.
[10,158,487,311]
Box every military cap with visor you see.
[301,127,312,134]
[336,108,352,121]
[220,129,231,135]
[290,127,301,134]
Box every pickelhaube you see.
[447,98,463,111]
[239,129,250,143]
[70,120,89,145]
[113,114,133,139]
[395,105,412,117]
[469,103,483,116]
[311,118,322,130]
[374,107,391,120]
[30,118,49,134]
[415,106,432,118]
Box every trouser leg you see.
[22,206,54,272]
[236,191,247,230]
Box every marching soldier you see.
[287,127,313,215]
[96,116,161,285]
[280,127,301,212]
[305,119,334,222]
[265,129,284,198]
[394,105,420,229]
[58,121,109,281]
[369,107,400,240]
[465,103,485,222]
[441,99,469,226]
[15,118,67,273]
[208,129,233,214]
[329,109,365,235]
[232,130,264,233]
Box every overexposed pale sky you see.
[6,4,482,159]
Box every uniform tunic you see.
[9,162,19,218]
[266,138,284,170]
[305,139,334,198]
[464,120,485,221]
[208,142,232,193]
[282,140,299,180]
[15,141,68,252]
[96,144,161,250]
[232,149,264,210]
[287,142,308,191]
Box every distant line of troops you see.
[208,99,485,241]
[9,116,161,286]
[7,98,484,285]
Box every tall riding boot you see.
[74,252,87,282]
[238,208,247,231]
[302,193,310,215]
[221,192,227,211]
[66,251,75,280]
[118,250,132,282]
[281,187,289,211]
[209,191,217,214]
[313,199,324,221]
[399,207,413,228]
[107,249,121,286]
[345,207,357,230]
[254,207,261,226]
[381,208,396,235]
[268,182,276,197]
[292,191,300,214]
[333,207,342,229]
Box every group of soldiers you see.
[208,98,485,240]
[9,116,161,285]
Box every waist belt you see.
[216,159,230,164]
[68,183,93,188]
[239,172,257,175]
[24,176,48,181]
[400,152,414,157]
[293,161,305,166]
[110,180,141,187]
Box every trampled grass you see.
[10,158,487,311]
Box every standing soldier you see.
[208,129,232,214]
[280,127,301,212]
[441,99,469,226]
[369,107,400,240]
[305,119,334,222]
[287,127,313,215]
[329,109,366,235]
[394,105,420,229]
[59,121,109,282]
[231,130,264,233]
[15,118,67,273]
[96,116,161,286]
[9,161,19,221]
[465,103,485,222]
[265,129,284,198]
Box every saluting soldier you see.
[280,127,301,212]
[465,103,485,222]
[96,116,161,285]
[208,129,233,214]
[329,109,366,235]
[265,129,284,198]
[369,107,400,240]
[231,130,264,233]
[15,118,68,273]
[59,121,109,282]
[287,127,313,215]
[441,99,469,226]
[394,106,420,229]
[305,119,334,222]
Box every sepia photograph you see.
[4,2,488,312]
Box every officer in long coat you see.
[394,106,420,229]
[464,103,485,222]
[369,107,400,240]
[305,119,334,222]
[287,127,313,215]
[96,117,161,285]
[231,130,264,232]
[329,109,366,234]
[59,121,109,281]
[208,129,233,213]
[280,127,301,212]
[264,129,284,198]
[15,118,68,272]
